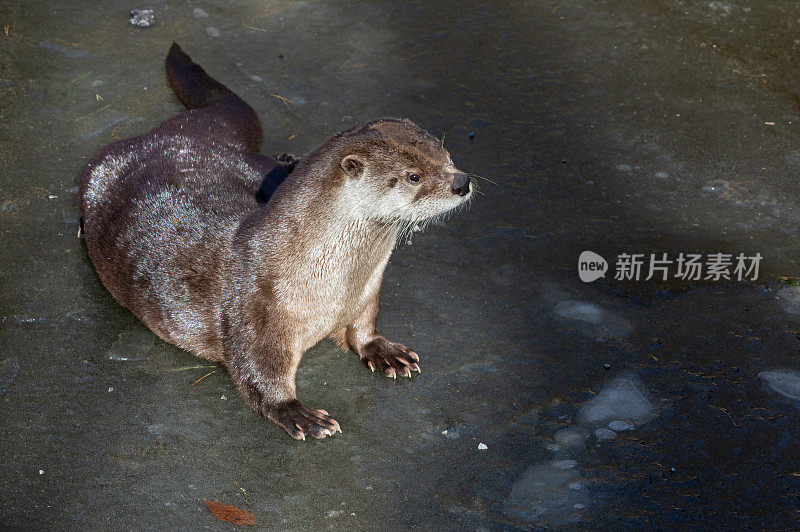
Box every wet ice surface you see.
[553,428,587,448]
[0,358,20,395]
[504,375,654,524]
[553,300,633,339]
[106,328,155,361]
[505,461,587,525]
[4,0,800,529]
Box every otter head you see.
[337,118,472,224]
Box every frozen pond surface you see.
[3,0,800,529]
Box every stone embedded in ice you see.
[776,286,800,316]
[758,370,800,400]
[579,377,655,424]
[129,9,155,27]
[608,420,634,431]
[594,428,617,440]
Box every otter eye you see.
[408,173,422,183]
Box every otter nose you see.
[452,172,471,196]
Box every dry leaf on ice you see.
[203,499,258,526]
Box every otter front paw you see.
[264,399,341,441]
[359,337,421,378]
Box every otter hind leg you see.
[242,375,342,440]
[273,152,300,172]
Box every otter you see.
[79,44,472,440]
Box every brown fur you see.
[79,44,472,440]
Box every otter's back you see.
[79,133,279,359]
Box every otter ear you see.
[340,155,365,178]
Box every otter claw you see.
[269,400,341,440]
[358,338,421,379]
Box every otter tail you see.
[163,43,263,152]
